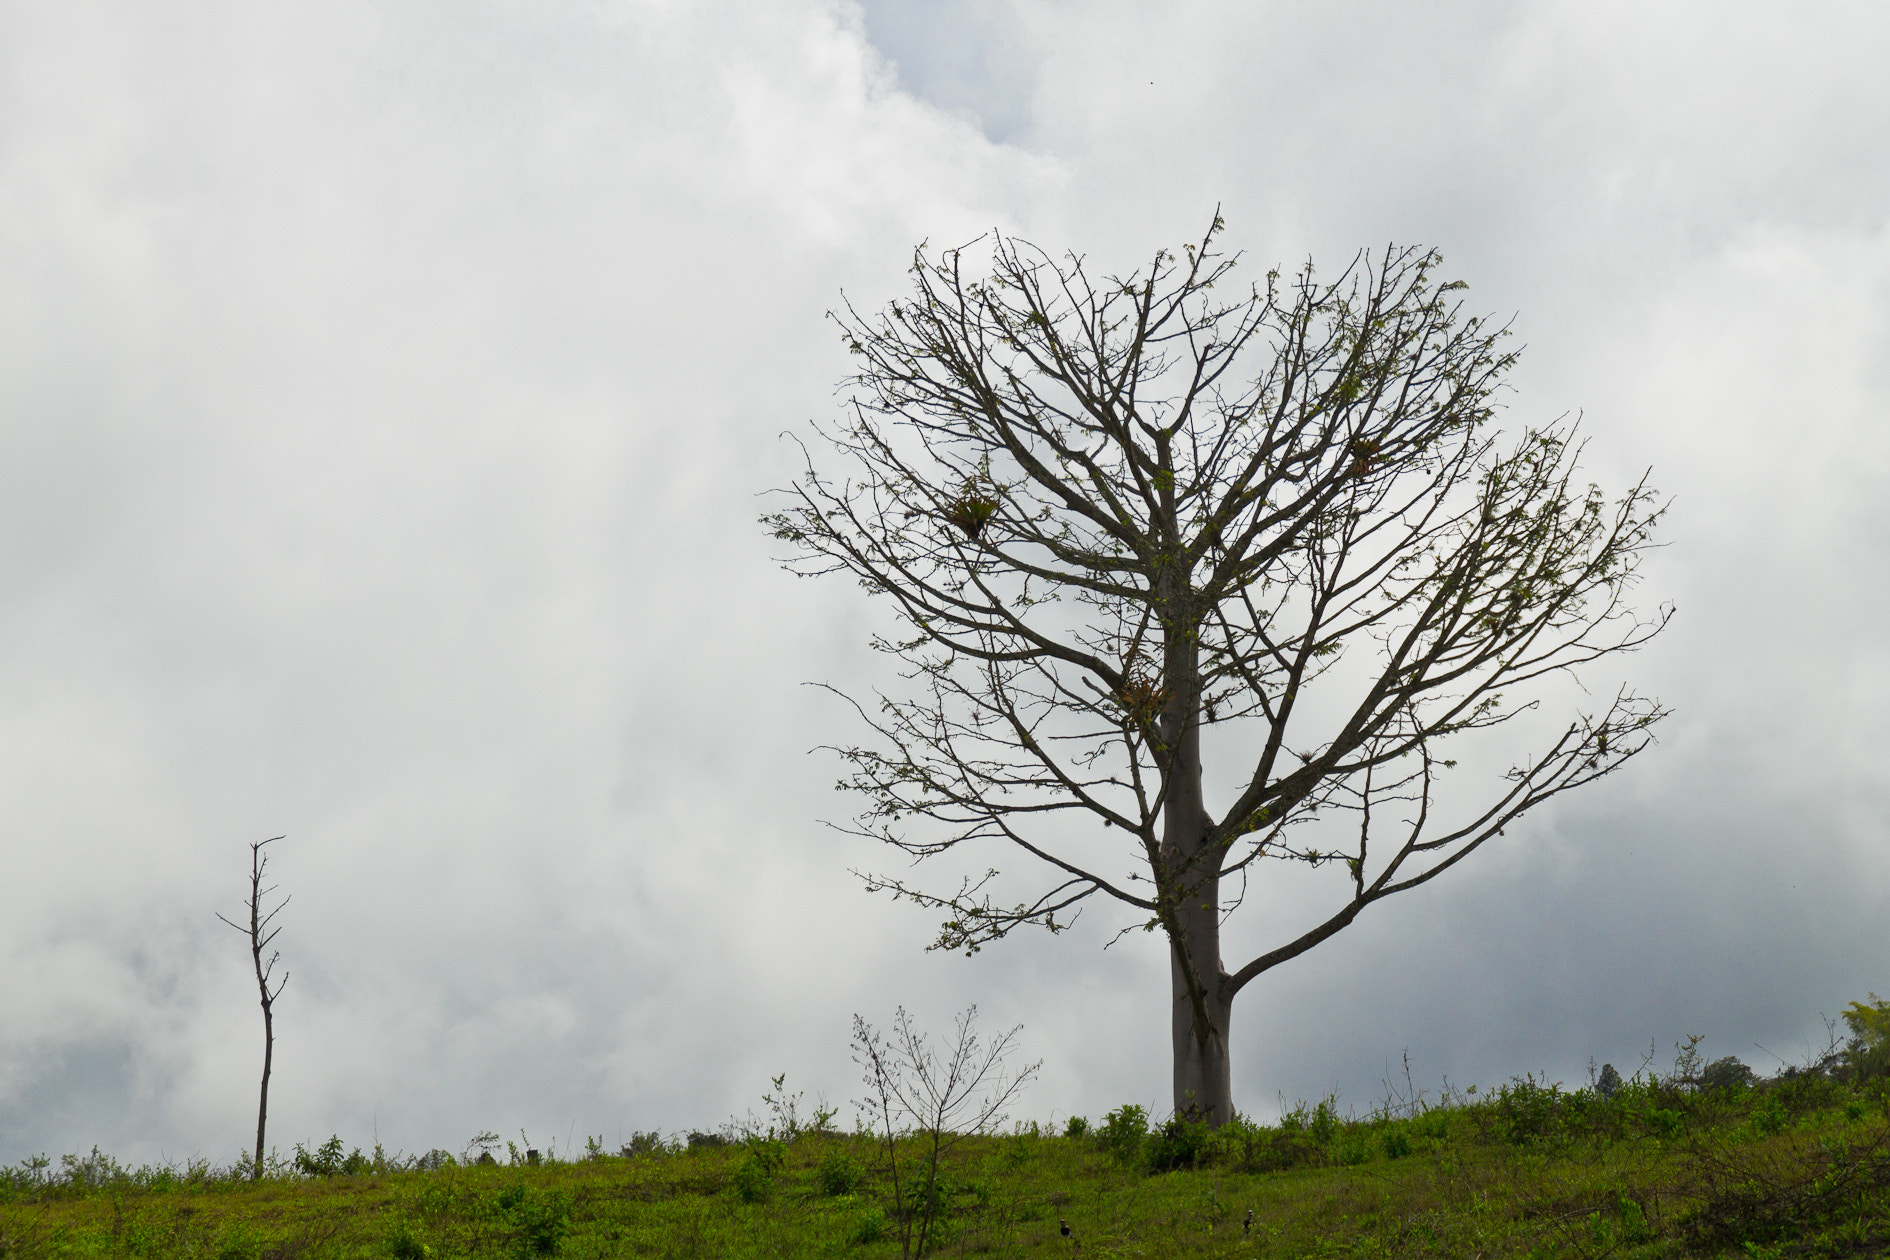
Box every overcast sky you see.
[2,0,1887,1166]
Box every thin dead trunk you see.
[219,836,288,1179]
[254,971,275,1175]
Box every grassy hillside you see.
[3,1060,1888,1260]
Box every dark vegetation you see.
[4,997,1888,1259]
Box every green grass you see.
[3,1074,1887,1259]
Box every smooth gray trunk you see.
[1157,544,1235,1126]
[1170,942,1233,1125]
[1164,762,1232,1125]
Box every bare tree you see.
[852,1006,1039,1258]
[767,217,1670,1125]
[218,835,289,1177]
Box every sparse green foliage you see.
[617,1131,667,1159]
[293,1135,369,1178]
[1843,993,1890,1081]
[1096,1104,1149,1164]
[743,1072,837,1143]
[852,1006,1039,1257]
[769,216,1670,1122]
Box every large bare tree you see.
[765,218,1669,1125]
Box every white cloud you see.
[2,0,1886,1161]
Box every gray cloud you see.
[1,0,1885,1164]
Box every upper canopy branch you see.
[766,216,1668,967]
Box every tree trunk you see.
[254,997,273,1176]
[1156,547,1234,1124]
[1164,743,1232,1126]
[1170,935,1234,1125]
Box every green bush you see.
[618,1132,666,1159]
[294,1136,369,1178]
[492,1184,571,1257]
[213,1224,261,1260]
[1096,1104,1148,1163]
[1210,1113,1320,1174]
[731,1155,774,1204]
[815,1147,862,1197]
[848,1207,888,1245]
[1280,1097,1340,1145]
[1381,1127,1413,1159]
[385,1219,429,1259]
[1641,1107,1684,1141]
[1699,1056,1756,1092]
[1495,1077,1569,1145]
[1843,993,1890,1082]
[1063,1116,1089,1139]
[1146,1112,1210,1172]
[1333,1127,1371,1167]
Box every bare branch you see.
[771,218,1668,1122]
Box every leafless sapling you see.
[852,1006,1039,1259]
[768,216,1671,1125]
[218,835,289,1178]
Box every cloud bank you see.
[1,0,1885,1163]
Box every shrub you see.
[1641,1107,1684,1141]
[731,1139,784,1204]
[815,1147,862,1197]
[1495,1077,1569,1145]
[1096,1104,1148,1163]
[1679,1126,1890,1250]
[1381,1127,1413,1159]
[386,1219,429,1260]
[731,1156,773,1204]
[294,1136,369,1178]
[619,1132,667,1159]
[1700,1056,1756,1092]
[212,1224,261,1260]
[1146,1111,1211,1172]
[1279,1097,1340,1146]
[1843,994,1890,1082]
[1765,1067,1846,1119]
[1005,1129,1038,1166]
[849,1207,889,1245]
[1333,1127,1372,1166]
[1211,1113,1320,1174]
[493,1184,572,1257]
[1063,1115,1089,1139]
